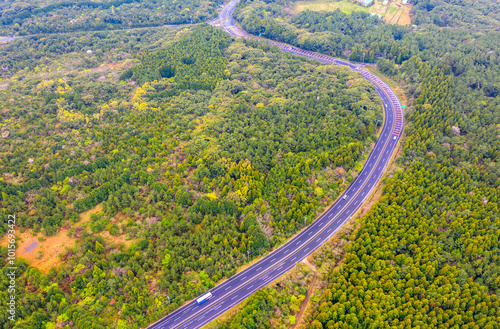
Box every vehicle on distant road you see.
[393,136,397,140]
[342,195,348,200]
[196,292,213,305]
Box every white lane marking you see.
[327,229,332,233]
[354,200,359,205]
[225,286,231,291]
[361,192,365,197]
[316,237,321,242]
[270,258,275,262]
[247,285,253,290]
[304,247,309,252]
[241,276,246,280]
[283,249,289,253]
[308,231,312,235]
[256,267,261,271]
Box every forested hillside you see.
[0,0,222,36]
[220,0,500,328]
[1,0,499,327]
[235,0,499,96]
[0,25,381,328]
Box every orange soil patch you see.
[0,204,102,273]
[294,0,412,26]
[104,59,135,70]
[2,226,77,273]
[79,203,103,222]
[106,62,124,69]
[385,2,412,26]
[398,5,412,25]
[385,8,400,24]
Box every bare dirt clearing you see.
[1,203,133,273]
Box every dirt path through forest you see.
[290,257,318,329]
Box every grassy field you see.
[293,0,412,25]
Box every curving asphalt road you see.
[148,1,404,328]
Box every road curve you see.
[148,1,404,328]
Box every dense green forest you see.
[0,24,381,328]
[0,0,222,36]
[213,0,500,328]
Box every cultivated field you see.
[293,0,412,25]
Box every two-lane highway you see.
[148,1,404,328]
